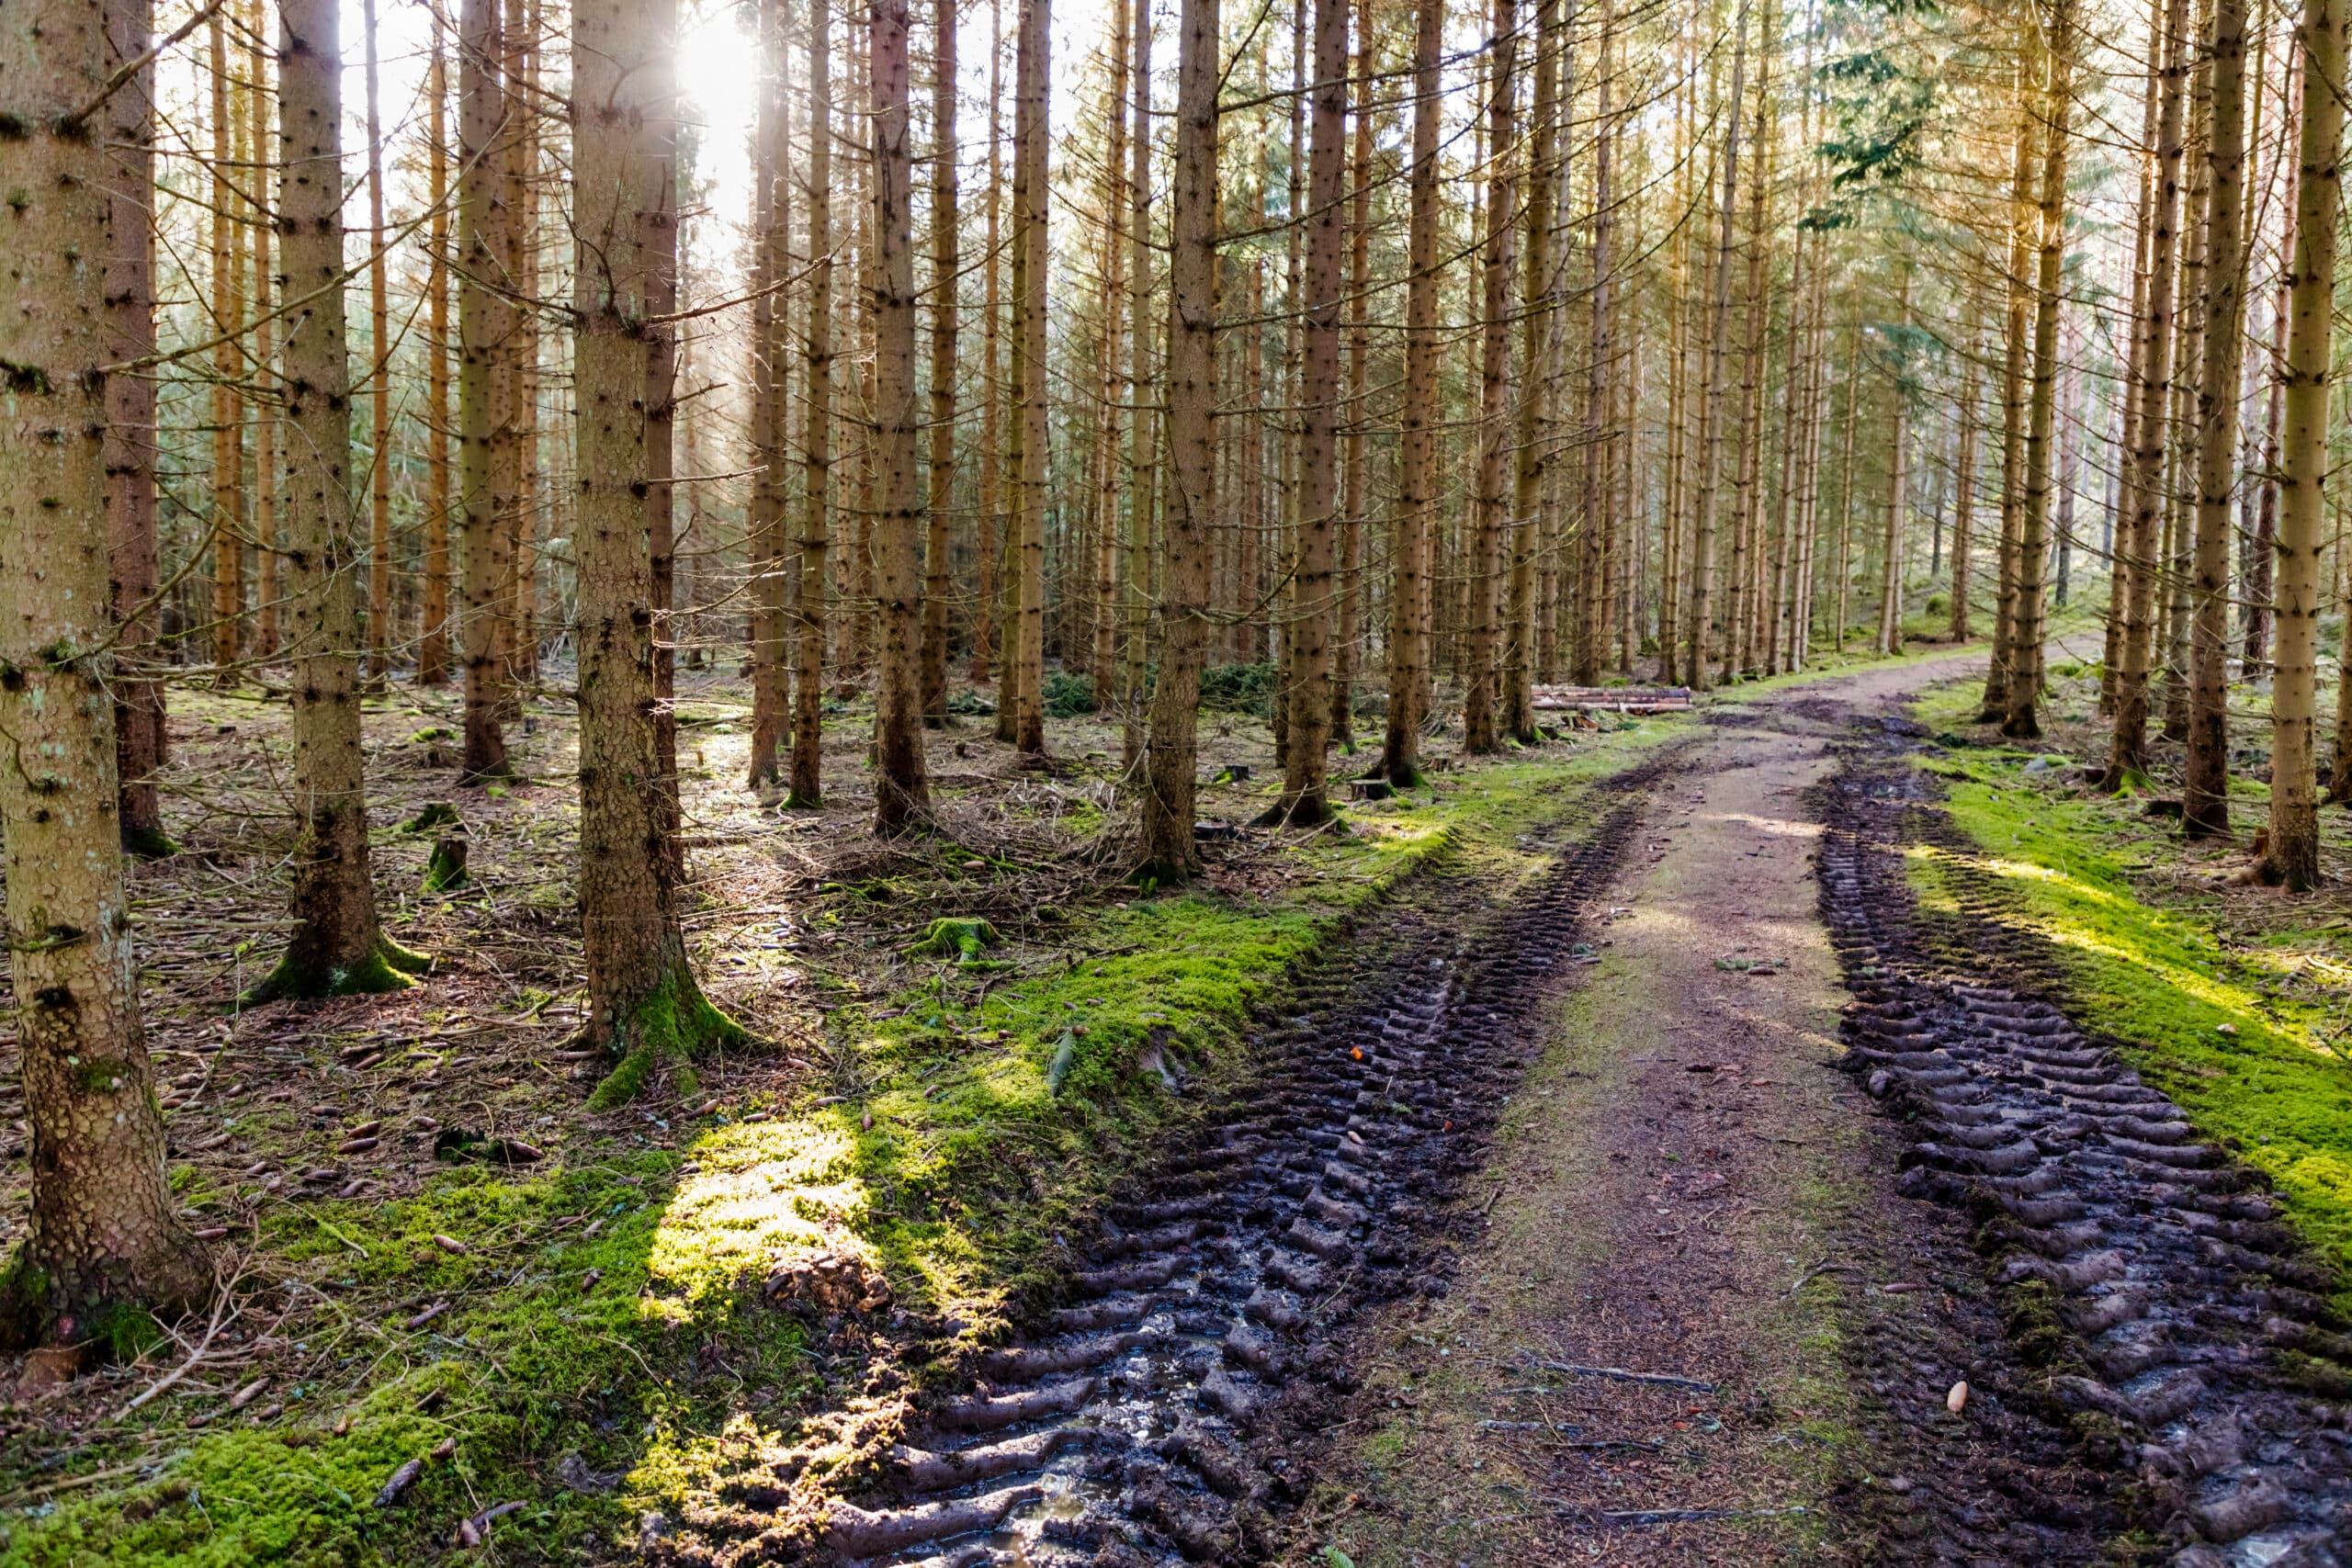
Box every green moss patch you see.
[1906,705,2352,1311]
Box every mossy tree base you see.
[0,1235,207,1358]
[120,824,180,861]
[423,834,470,892]
[587,965,749,1110]
[784,787,823,810]
[402,800,463,834]
[243,934,433,1005]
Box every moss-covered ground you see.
[1908,671,2352,1315]
[0,677,1690,1566]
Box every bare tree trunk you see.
[1377,0,1442,784]
[1508,0,1564,728]
[252,0,424,1000]
[643,0,680,829]
[1089,0,1130,701]
[363,0,393,679]
[209,9,245,681]
[0,0,209,1334]
[746,0,788,785]
[2162,0,2218,743]
[1462,0,1517,754]
[2263,0,2345,886]
[108,0,172,858]
[458,0,509,777]
[1877,260,1914,658]
[1950,292,1984,643]
[2188,0,2248,830]
[974,0,1002,686]
[2006,13,2075,739]
[1725,4,1775,681]
[871,0,930,830]
[1982,71,2041,718]
[246,0,276,661]
[571,0,741,1100]
[789,0,832,807]
[1685,0,1749,690]
[1271,0,1347,823]
[421,22,454,686]
[1139,0,1218,880]
[1124,0,1156,768]
[920,0,958,725]
[1011,0,1049,754]
[1333,9,1372,744]
[2108,0,2190,777]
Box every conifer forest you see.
[23,0,2352,1555]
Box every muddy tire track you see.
[664,753,1683,1567]
[1815,721,2352,1567]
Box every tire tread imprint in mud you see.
[1814,716,2352,1568]
[653,753,1685,1567]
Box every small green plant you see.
[1042,670,1096,717]
[909,916,1001,964]
[1199,661,1278,715]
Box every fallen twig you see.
[118,1260,249,1418]
[1533,1359,1718,1394]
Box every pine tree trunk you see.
[208,9,244,681]
[1272,0,1346,823]
[2163,0,2218,743]
[1333,11,1372,744]
[1123,0,1156,768]
[363,0,393,680]
[2187,0,2248,830]
[458,0,509,777]
[919,0,958,725]
[1878,261,1914,658]
[746,0,789,785]
[871,0,930,831]
[1086,0,1130,704]
[1685,0,1749,690]
[1011,0,1049,754]
[1725,6,1775,680]
[644,0,681,831]
[2109,0,2190,777]
[1462,0,1517,754]
[790,0,832,807]
[253,0,421,1000]
[1950,292,1984,643]
[1139,0,1218,880]
[1510,0,1563,728]
[421,23,454,686]
[1378,0,1442,784]
[571,0,741,1090]
[975,0,1003,686]
[107,0,171,858]
[2264,0,2345,886]
[2,0,209,1336]
[2005,16,2075,739]
[245,0,277,661]
[1982,72,2041,718]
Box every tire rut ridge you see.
[1815,721,2352,1567]
[675,750,1681,1567]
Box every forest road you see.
[1310,648,2081,1568]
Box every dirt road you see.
[1307,653,2005,1567]
[673,650,2352,1568]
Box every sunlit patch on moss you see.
[1905,725,2352,1310]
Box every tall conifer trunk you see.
[253,0,426,1000]
[2264,0,2346,886]
[0,0,209,1340]
[1139,0,1219,880]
